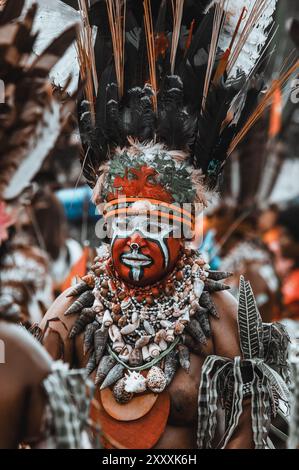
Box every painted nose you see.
[130,242,140,252]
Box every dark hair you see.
[277,205,299,243]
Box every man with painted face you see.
[37,0,290,450]
[38,142,288,450]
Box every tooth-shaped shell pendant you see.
[112,339,125,353]
[120,319,140,335]
[69,308,96,339]
[65,291,95,315]
[103,309,113,327]
[181,309,190,324]
[131,311,138,324]
[109,324,121,342]
[164,350,178,385]
[95,355,116,385]
[193,279,205,299]
[93,298,104,314]
[84,320,99,354]
[135,335,151,349]
[100,364,125,390]
[178,344,190,372]
[158,339,168,351]
[86,351,96,376]
[186,318,207,345]
[66,281,90,298]
[199,292,219,318]
[143,320,155,336]
[142,345,150,361]
[146,366,167,393]
[94,327,109,364]
[207,270,233,281]
[204,279,230,292]
[124,371,147,394]
[160,320,172,329]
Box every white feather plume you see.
[24,0,80,93]
[4,102,62,200]
[213,0,278,79]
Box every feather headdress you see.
[31,1,298,214]
[0,0,78,201]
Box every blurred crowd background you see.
[0,0,299,342]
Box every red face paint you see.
[111,221,181,286]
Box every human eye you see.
[114,217,129,231]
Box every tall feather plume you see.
[201,0,227,112]
[237,276,264,360]
[106,0,126,99]
[143,0,158,112]
[228,59,299,155]
[170,0,184,74]
[218,0,278,79]
[77,0,98,125]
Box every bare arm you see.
[0,322,52,448]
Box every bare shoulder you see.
[39,288,86,366]
[40,287,76,331]
[209,290,241,358]
[0,321,52,385]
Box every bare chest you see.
[167,353,206,426]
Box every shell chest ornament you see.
[65,246,232,404]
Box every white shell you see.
[149,343,161,358]
[119,345,132,362]
[93,298,104,313]
[154,329,166,343]
[112,339,125,353]
[192,263,200,274]
[142,345,150,361]
[131,310,139,324]
[121,298,132,310]
[109,324,122,342]
[181,309,190,324]
[103,309,113,327]
[160,320,172,329]
[135,335,151,349]
[143,320,155,335]
[158,339,168,351]
[120,319,140,335]
[165,329,175,343]
[193,279,205,298]
[124,371,147,394]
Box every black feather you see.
[157,75,196,149]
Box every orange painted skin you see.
[111,224,182,287]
